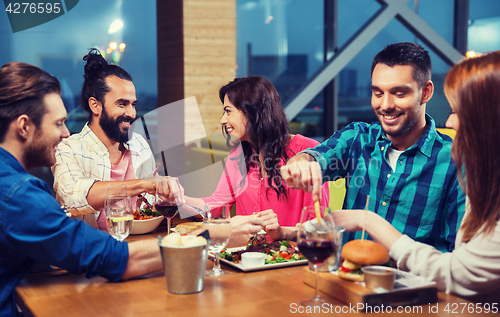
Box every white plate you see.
[214,247,308,272]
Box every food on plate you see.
[133,209,162,220]
[337,240,390,282]
[174,222,203,234]
[160,232,207,248]
[248,233,267,246]
[220,240,304,265]
[134,195,162,220]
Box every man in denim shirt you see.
[0,62,162,317]
[281,43,465,252]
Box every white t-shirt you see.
[386,146,403,172]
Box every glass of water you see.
[105,194,133,242]
[203,202,231,277]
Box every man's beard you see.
[24,131,56,170]
[99,106,132,143]
[379,96,423,138]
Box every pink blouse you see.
[202,135,330,227]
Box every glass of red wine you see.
[297,206,340,307]
[154,177,184,235]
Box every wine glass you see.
[154,177,183,234]
[104,194,133,242]
[297,206,340,307]
[203,203,231,277]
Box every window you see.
[0,0,157,193]
[0,0,157,133]
[236,0,500,139]
[236,0,325,138]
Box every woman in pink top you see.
[186,77,329,242]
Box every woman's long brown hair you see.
[219,76,291,200]
[444,50,500,242]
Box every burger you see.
[337,240,390,282]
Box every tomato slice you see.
[340,265,352,273]
[280,252,293,260]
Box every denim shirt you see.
[0,147,128,317]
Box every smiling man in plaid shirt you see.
[281,43,465,252]
[52,49,157,229]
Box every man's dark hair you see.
[0,62,61,142]
[371,42,432,88]
[81,48,133,122]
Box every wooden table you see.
[16,225,480,317]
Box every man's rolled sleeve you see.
[299,149,330,175]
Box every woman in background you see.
[186,76,329,242]
[332,51,500,302]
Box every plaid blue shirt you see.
[303,115,465,252]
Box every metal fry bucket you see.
[158,241,208,294]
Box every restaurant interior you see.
[2,0,500,315]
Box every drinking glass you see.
[297,206,340,307]
[203,203,231,277]
[154,177,183,234]
[104,194,133,242]
[105,184,139,215]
